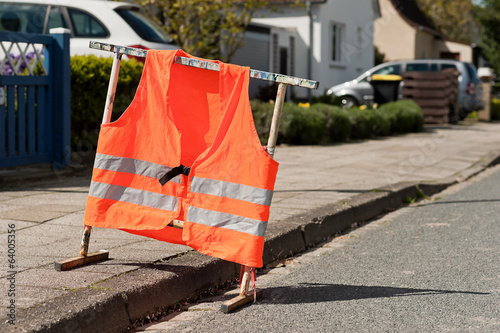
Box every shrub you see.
[377,99,423,133]
[251,101,331,145]
[397,99,424,132]
[373,107,395,136]
[249,99,423,146]
[250,100,274,145]
[71,55,143,150]
[491,98,500,120]
[347,107,376,140]
[279,102,328,145]
[310,103,351,142]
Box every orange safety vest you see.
[84,50,279,268]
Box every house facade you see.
[374,0,473,62]
[231,0,381,98]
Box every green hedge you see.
[376,100,424,133]
[491,98,500,120]
[310,103,351,142]
[250,99,423,145]
[70,55,423,149]
[70,55,143,151]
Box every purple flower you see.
[1,50,43,75]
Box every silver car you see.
[326,59,484,119]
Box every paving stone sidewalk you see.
[1,121,500,332]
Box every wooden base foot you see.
[54,250,109,271]
[220,289,262,313]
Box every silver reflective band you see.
[190,177,273,206]
[89,181,178,212]
[94,153,181,183]
[186,206,267,237]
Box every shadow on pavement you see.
[419,199,500,206]
[263,283,489,304]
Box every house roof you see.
[389,0,442,37]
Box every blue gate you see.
[0,30,70,169]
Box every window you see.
[331,23,343,63]
[47,7,67,32]
[0,4,48,34]
[441,64,457,71]
[373,64,401,76]
[68,8,108,37]
[115,8,171,44]
[464,63,478,80]
[0,4,66,34]
[272,33,278,73]
[440,52,460,60]
[359,64,401,83]
[279,47,287,75]
[406,63,429,71]
[289,36,295,76]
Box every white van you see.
[326,59,484,119]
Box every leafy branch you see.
[136,0,265,62]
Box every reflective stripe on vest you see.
[190,177,273,206]
[90,154,273,237]
[89,181,178,212]
[94,153,181,183]
[186,206,267,237]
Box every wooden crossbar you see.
[57,40,318,314]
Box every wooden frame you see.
[55,41,318,313]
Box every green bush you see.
[373,107,395,136]
[310,103,351,142]
[71,55,143,150]
[492,82,500,98]
[250,99,423,145]
[491,98,500,120]
[377,99,424,133]
[347,107,377,140]
[250,100,274,145]
[279,102,327,145]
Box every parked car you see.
[326,59,484,119]
[0,0,177,58]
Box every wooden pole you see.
[240,266,252,296]
[102,53,122,124]
[266,83,288,158]
[80,52,122,256]
[54,53,123,271]
[79,226,92,256]
[221,83,288,313]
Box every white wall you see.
[252,0,378,96]
[231,29,271,98]
[316,0,378,91]
[252,6,311,98]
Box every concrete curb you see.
[4,151,500,333]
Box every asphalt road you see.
[136,165,500,333]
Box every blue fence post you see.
[49,28,71,168]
